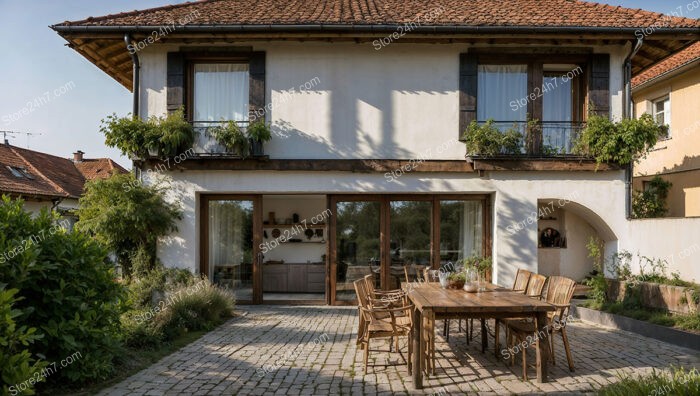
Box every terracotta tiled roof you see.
[55,0,700,29]
[632,42,700,88]
[74,158,128,181]
[0,144,126,199]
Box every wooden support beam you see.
[469,157,621,171]
[142,158,476,173]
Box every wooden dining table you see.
[406,282,556,389]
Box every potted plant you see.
[210,120,250,158]
[447,272,467,289]
[463,255,493,284]
[100,113,152,159]
[157,109,194,158]
[100,109,194,159]
[246,118,272,156]
[573,113,662,165]
[463,119,523,157]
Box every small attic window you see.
[6,166,34,180]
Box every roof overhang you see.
[632,57,700,92]
[51,24,700,90]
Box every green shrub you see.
[463,120,523,156]
[100,109,194,159]
[0,197,127,385]
[584,236,608,306]
[632,176,672,218]
[210,120,250,157]
[152,281,235,341]
[574,113,662,165]
[0,286,46,396]
[77,173,182,277]
[675,313,700,332]
[598,367,700,395]
[127,266,196,310]
[246,118,272,142]
[157,109,195,157]
[119,311,162,349]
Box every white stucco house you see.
[52,0,700,304]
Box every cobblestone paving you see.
[100,306,700,395]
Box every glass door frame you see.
[200,194,263,304]
[329,194,492,306]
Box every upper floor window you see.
[475,62,584,153]
[652,96,671,139]
[477,64,528,124]
[193,63,249,126]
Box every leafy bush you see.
[0,286,46,396]
[584,236,608,306]
[77,173,182,277]
[209,120,250,157]
[0,197,127,385]
[100,114,155,159]
[598,367,700,396]
[120,311,163,349]
[152,281,235,341]
[100,109,194,159]
[574,113,662,165]
[127,266,196,310]
[632,176,672,218]
[158,109,195,157]
[463,120,523,156]
[247,118,272,142]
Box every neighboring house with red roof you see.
[632,42,700,218]
[0,143,127,222]
[51,0,700,303]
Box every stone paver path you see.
[100,306,700,395]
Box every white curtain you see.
[477,65,528,122]
[208,201,250,278]
[543,76,573,151]
[459,201,483,259]
[194,64,249,123]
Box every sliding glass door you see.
[438,200,484,269]
[202,195,261,304]
[330,195,489,304]
[332,199,381,302]
[388,200,432,288]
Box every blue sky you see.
[0,0,695,168]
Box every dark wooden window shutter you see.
[166,52,185,114]
[459,53,478,141]
[249,51,266,122]
[588,54,610,117]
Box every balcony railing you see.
[191,120,249,157]
[472,121,587,157]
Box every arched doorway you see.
[536,199,617,282]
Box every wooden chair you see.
[423,267,439,282]
[525,273,547,298]
[404,265,425,283]
[506,276,577,379]
[495,269,539,356]
[513,269,532,293]
[353,279,413,372]
[363,274,405,304]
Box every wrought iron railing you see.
[471,121,587,156]
[191,120,249,156]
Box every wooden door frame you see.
[328,193,492,306]
[200,194,263,304]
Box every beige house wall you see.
[633,66,700,218]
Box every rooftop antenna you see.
[0,130,43,148]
